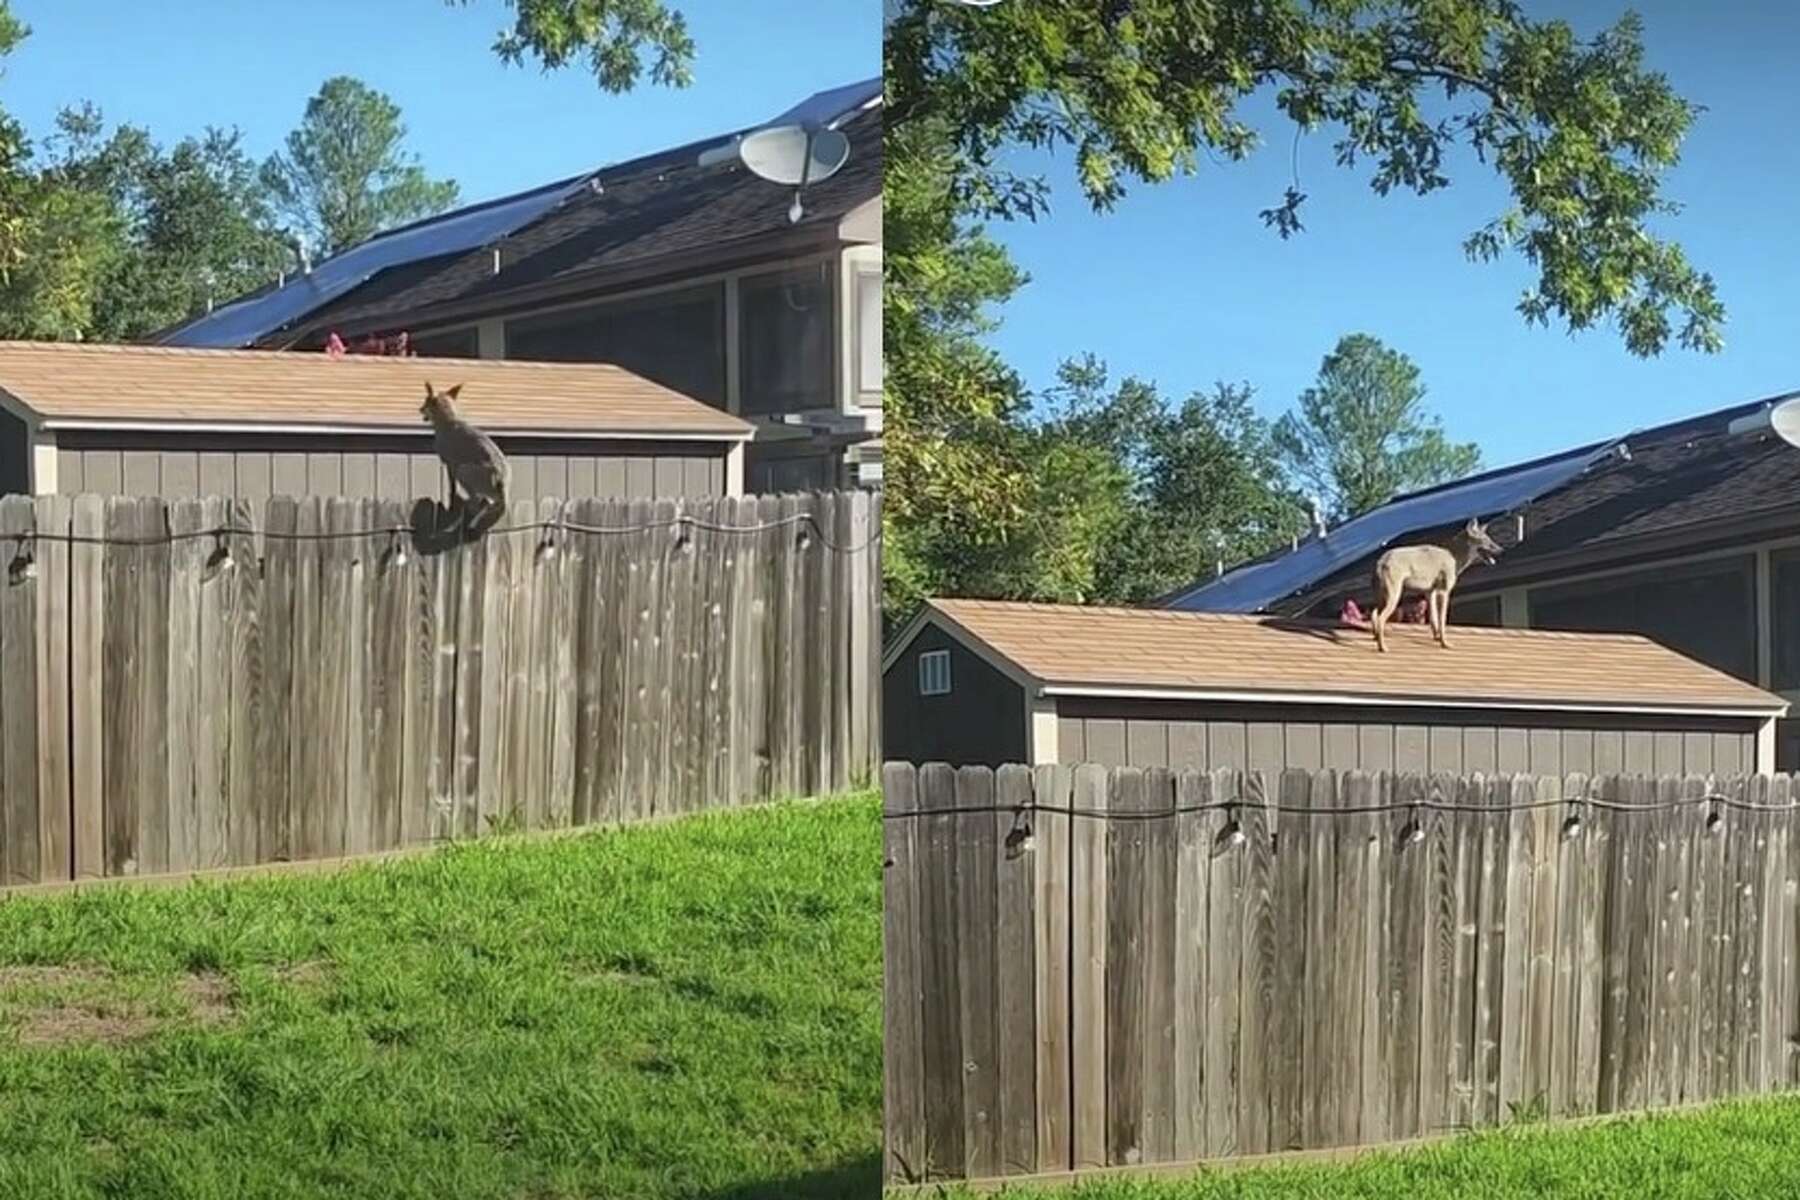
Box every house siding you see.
[1052,697,1756,777]
[50,431,727,502]
[883,624,1028,768]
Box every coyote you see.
[420,382,509,537]
[1370,518,1503,653]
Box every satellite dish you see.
[739,125,850,187]
[1773,397,1800,448]
[737,124,851,224]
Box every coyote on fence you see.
[1370,517,1502,653]
[421,381,509,537]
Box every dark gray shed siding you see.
[0,406,27,496]
[51,431,726,502]
[884,624,1027,768]
[1055,697,1756,778]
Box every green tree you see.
[883,114,1053,619]
[448,0,694,91]
[1042,358,1307,604]
[1274,334,1481,521]
[261,77,459,257]
[42,106,290,339]
[0,4,36,281]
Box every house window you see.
[1529,554,1757,683]
[505,284,726,407]
[918,649,952,697]
[740,262,834,416]
[855,269,881,396]
[1779,719,1800,774]
[411,327,480,358]
[1450,594,1502,627]
[1770,548,1800,690]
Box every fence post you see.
[0,495,40,885]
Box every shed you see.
[883,599,1790,775]
[0,341,752,502]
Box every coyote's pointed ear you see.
[1465,517,1481,534]
[423,381,436,399]
[444,383,463,400]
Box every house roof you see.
[155,78,881,349]
[0,342,752,441]
[292,103,881,341]
[910,598,1786,717]
[1161,391,1800,617]
[1274,393,1800,614]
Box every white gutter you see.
[1040,682,1788,721]
[41,419,753,443]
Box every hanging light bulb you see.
[1561,797,1585,841]
[1213,804,1246,857]
[672,517,693,556]
[1004,808,1034,859]
[796,523,814,551]
[7,534,36,585]
[1706,796,1726,835]
[202,528,234,582]
[1399,803,1426,849]
[385,528,411,571]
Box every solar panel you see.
[160,78,881,349]
[767,77,881,129]
[160,173,594,348]
[1163,441,1620,613]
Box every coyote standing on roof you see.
[421,381,508,537]
[1370,518,1503,653]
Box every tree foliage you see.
[1274,334,1481,521]
[448,0,694,92]
[885,0,1721,356]
[0,5,38,282]
[1041,358,1306,604]
[261,76,460,257]
[40,106,291,340]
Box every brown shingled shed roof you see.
[914,599,1785,717]
[0,341,751,440]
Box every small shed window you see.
[918,649,951,696]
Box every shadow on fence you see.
[0,490,880,888]
[882,760,1800,1185]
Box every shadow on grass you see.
[698,1154,879,1200]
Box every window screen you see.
[740,262,834,416]
[1530,556,1757,683]
[918,649,951,696]
[506,284,726,407]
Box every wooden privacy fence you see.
[882,761,1800,1185]
[0,490,879,887]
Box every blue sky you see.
[981,1,1800,470]
[3,0,876,206]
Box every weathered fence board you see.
[884,762,1800,1186]
[0,490,878,885]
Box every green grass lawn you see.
[934,1096,1800,1199]
[0,795,880,1200]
